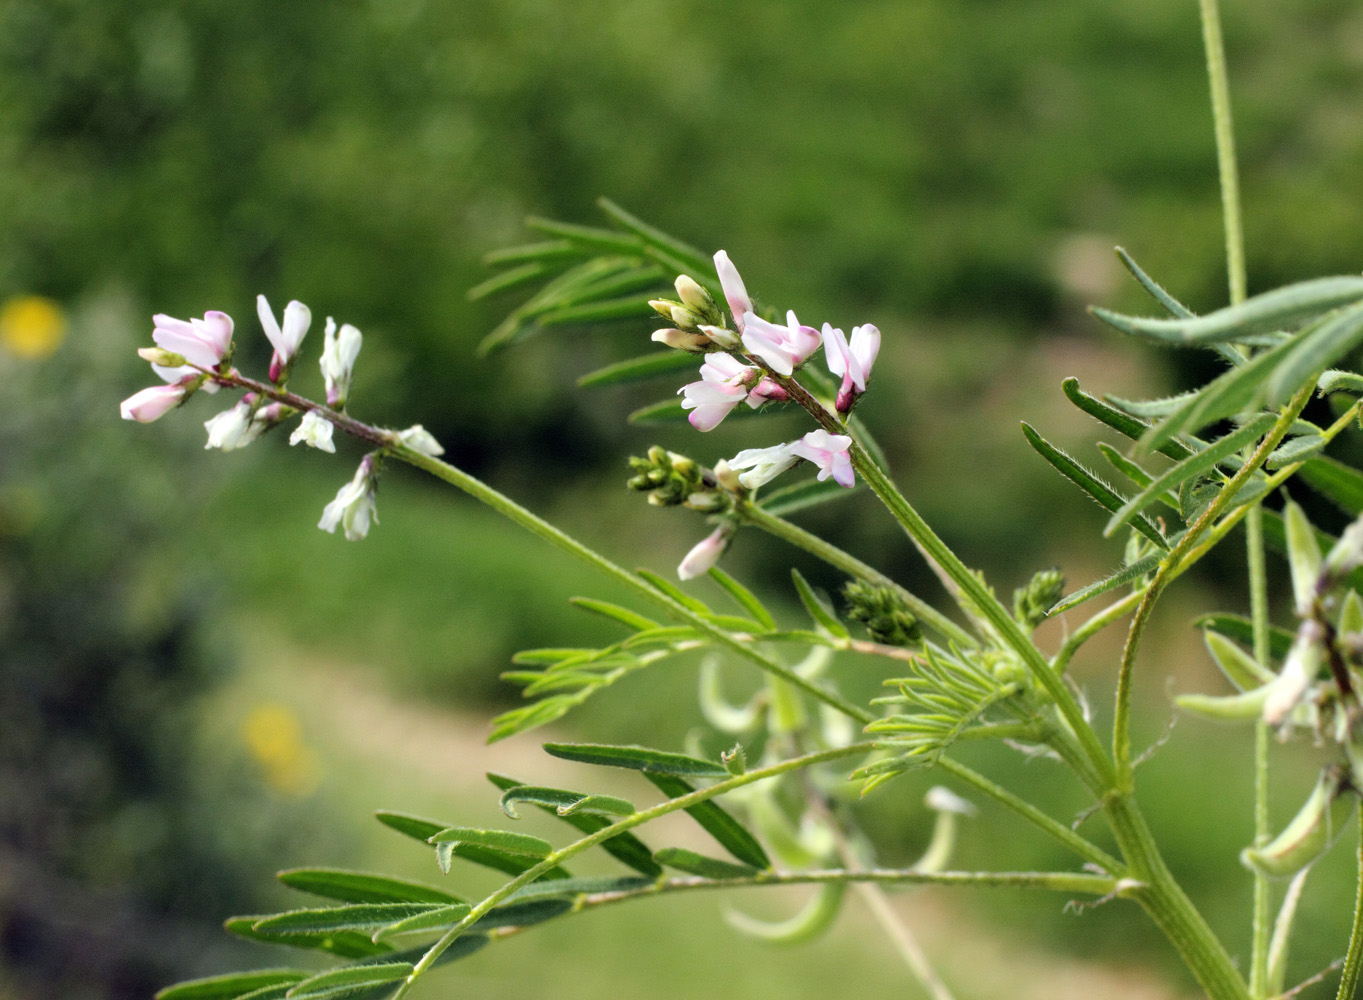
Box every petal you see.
[120,384,184,422]
[713,250,752,330]
[256,294,284,354]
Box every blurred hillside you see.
[5,1,1363,997]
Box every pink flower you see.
[119,381,190,423]
[151,310,233,370]
[257,295,312,382]
[678,353,787,432]
[790,429,855,487]
[822,323,881,413]
[713,251,752,332]
[678,525,734,580]
[741,310,822,376]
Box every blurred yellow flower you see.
[0,296,67,359]
[241,701,321,797]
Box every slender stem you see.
[853,884,956,1000]
[396,741,874,995]
[1338,830,1363,1000]
[738,499,978,648]
[935,757,1122,874]
[1052,589,1145,675]
[1199,0,1247,305]
[1247,506,1272,997]
[1114,385,1313,783]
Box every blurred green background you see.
[5,1,1363,997]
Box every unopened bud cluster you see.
[627,446,730,512]
[1013,568,1065,629]
[843,581,921,647]
[649,274,735,352]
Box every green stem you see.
[850,449,1114,795]
[1337,830,1363,1000]
[738,499,978,648]
[1247,506,1272,997]
[935,757,1122,874]
[1052,589,1145,675]
[1199,0,1247,305]
[1114,385,1313,783]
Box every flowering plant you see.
[133,7,1363,1000]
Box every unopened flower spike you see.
[678,523,736,581]
[319,453,380,541]
[258,295,312,384]
[320,317,363,409]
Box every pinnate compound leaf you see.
[276,869,460,906]
[283,962,413,1000]
[543,742,730,778]
[597,198,717,279]
[1021,423,1168,549]
[653,847,762,879]
[644,772,771,870]
[374,811,569,880]
[156,970,309,1000]
[1091,275,1363,346]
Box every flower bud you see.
[138,346,188,367]
[675,274,715,314]
[1013,568,1065,628]
[843,580,921,646]
[651,328,711,352]
[678,525,734,580]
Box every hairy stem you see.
[1338,831,1363,1000]
[1199,0,1247,305]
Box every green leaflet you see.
[283,962,413,1000]
[1299,455,1363,515]
[790,568,850,638]
[707,567,779,631]
[537,293,660,326]
[276,869,461,906]
[426,827,553,858]
[1062,378,1194,461]
[1193,614,1296,662]
[1104,413,1275,537]
[155,970,308,1000]
[653,846,762,879]
[1021,423,1168,549]
[253,904,446,936]
[1097,444,1179,511]
[644,772,772,870]
[1091,275,1363,346]
[1265,298,1363,405]
[373,811,570,880]
[1114,247,1197,320]
[577,350,700,387]
[498,785,635,820]
[542,741,730,778]
[568,597,660,631]
[224,916,391,960]
[487,772,662,876]
[1045,552,1161,616]
[1318,369,1363,395]
[370,904,472,942]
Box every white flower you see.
[203,398,266,451]
[713,251,752,332]
[320,316,363,407]
[289,410,336,453]
[726,440,801,489]
[678,525,733,580]
[741,310,822,376]
[257,295,312,380]
[397,424,444,457]
[319,456,379,541]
